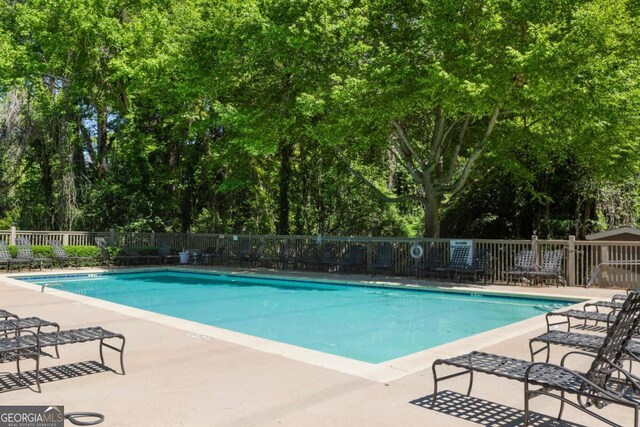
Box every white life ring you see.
[410,243,424,259]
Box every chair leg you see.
[100,335,126,375]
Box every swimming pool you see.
[18,270,577,363]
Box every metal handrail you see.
[585,260,640,288]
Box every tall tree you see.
[321,0,640,237]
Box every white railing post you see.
[9,225,16,246]
[601,244,610,286]
[62,233,69,246]
[567,235,575,287]
[109,228,115,246]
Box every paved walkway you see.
[0,267,633,426]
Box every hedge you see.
[6,245,163,260]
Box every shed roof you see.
[586,226,640,241]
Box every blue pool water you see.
[19,271,577,363]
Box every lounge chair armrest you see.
[525,362,627,403]
[559,350,597,368]
[545,312,569,331]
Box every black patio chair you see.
[414,246,446,279]
[229,240,251,266]
[158,242,180,265]
[248,241,268,267]
[122,247,162,266]
[277,244,297,270]
[504,249,535,285]
[49,240,93,268]
[338,245,365,273]
[431,290,640,426]
[432,247,470,280]
[0,241,31,271]
[527,249,566,287]
[0,326,126,393]
[298,244,320,270]
[95,237,130,267]
[317,244,338,272]
[372,243,393,276]
[16,238,51,270]
[455,248,492,283]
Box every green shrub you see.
[7,245,101,261]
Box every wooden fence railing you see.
[2,227,639,288]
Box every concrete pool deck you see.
[0,266,635,426]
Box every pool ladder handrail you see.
[585,259,640,288]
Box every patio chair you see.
[298,244,319,270]
[1,326,126,393]
[95,237,130,267]
[372,243,393,276]
[527,249,566,287]
[16,238,51,270]
[249,242,267,267]
[0,241,31,271]
[277,244,297,270]
[529,329,640,364]
[123,247,162,266]
[206,247,228,265]
[0,309,18,321]
[414,246,445,279]
[0,316,61,357]
[431,290,640,426]
[432,247,470,280]
[158,242,180,265]
[317,244,338,272]
[229,240,251,266]
[49,240,93,268]
[454,248,492,283]
[338,245,365,273]
[504,249,535,285]
[545,308,621,334]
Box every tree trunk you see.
[423,199,441,238]
[96,106,109,173]
[277,140,292,235]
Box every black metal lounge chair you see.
[0,326,126,393]
[0,309,18,321]
[414,246,445,279]
[95,237,130,266]
[0,316,61,357]
[298,244,319,270]
[432,291,640,426]
[454,248,492,283]
[0,316,60,336]
[277,244,296,269]
[158,242,180,265]
[504,249,535,284]
[0,241,31,271]
[529,330,640,364]
[527,249,566,287]
[338,245,365,273]
[16,238,51,270]
[49,240,93,268]
[123,247,162,266]
[432,247,470,280]
[546,309,619,333]
[248,242,268,267]
[317,244,338,272]
[373,243,393,276]
[229,240,251,266]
